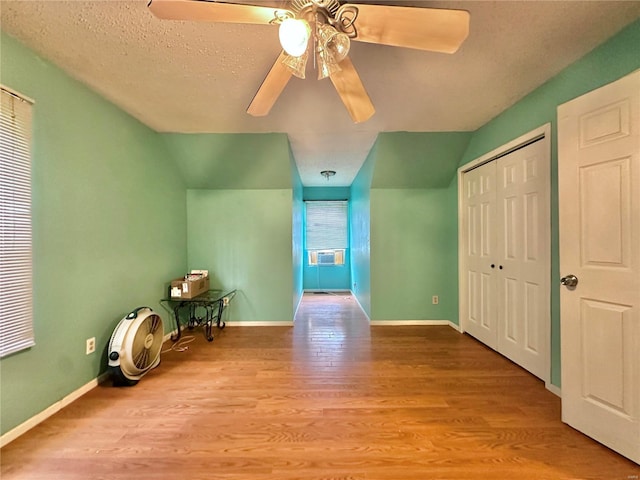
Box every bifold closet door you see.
[463,161,498,349]
[462,138,550,381]
[495,139,550,381]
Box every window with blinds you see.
[305,201,347,266]
[0,86,34,358]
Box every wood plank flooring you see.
[2,292,638,479]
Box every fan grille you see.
[131,314,163,370]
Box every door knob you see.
[560,274,578,288]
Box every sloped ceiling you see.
[2,1,640,186]
[372,132,472,188]
[162,133,292,189]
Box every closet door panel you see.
[462,161,498,349]
[496,139,550,380]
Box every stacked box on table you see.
[170,274,209,299]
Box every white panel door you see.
[463,161,498,349]
[495,140,550,380]
[558,69,640,463]
[461,130,550,382]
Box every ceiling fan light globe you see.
[316,24,350,62]
[327,33,350,63]
[279,18,310,57]
[282,51,308,79]
[317,49,341,80]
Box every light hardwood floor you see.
[1,292,638,479]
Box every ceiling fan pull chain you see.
[313,14,318,70]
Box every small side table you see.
[160,289,236,342]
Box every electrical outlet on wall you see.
[86,337,96,355]
[432,295,439,305]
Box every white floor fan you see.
[108,307,164,386]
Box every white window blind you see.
[305,201,348,250]
[0,86,34,358]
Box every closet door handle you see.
[560,274,578,288]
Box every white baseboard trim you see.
[370,320,459,330]
[163,320,294,332]
[293,293,303,322]
[546,382,561,397]
[224,321,294,327]
[350,291,371,322]
[170,319,458,329]
[448,322,462,332]
[3,326,194,447]
[0,371,110,448]
[1,327,188,447]
[304,289,351,293]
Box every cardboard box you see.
[170,273,210,299]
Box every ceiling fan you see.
[148,0,470,123]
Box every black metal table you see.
[160,289,236,342]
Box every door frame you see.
[457,123,552,386]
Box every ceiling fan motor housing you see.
[108,307,164,386]
[291,0,340,18]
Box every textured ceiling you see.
[2,0,640,186]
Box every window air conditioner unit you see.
[317,251,336,265]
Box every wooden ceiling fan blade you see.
[344,4,470,54]
[329,57,375,124]
[148,0,292,25]
[247,51,292,117]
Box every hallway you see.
[293,291,371,373]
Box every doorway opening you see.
[303,200,351,292]
[294,291,369,330]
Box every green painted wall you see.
[445,175,460,323]
[370,188,457,321]
[373,132,471,188]
[161,131,296,320]
[354,131,470,322]
[349,145,375,317]
[186,189,293,322]
[291,152,304,314]
[303,187,351,200]
[456,19,640,387]
[165,131,296,321]
[161,133,290,189]
[0,33,187,435]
